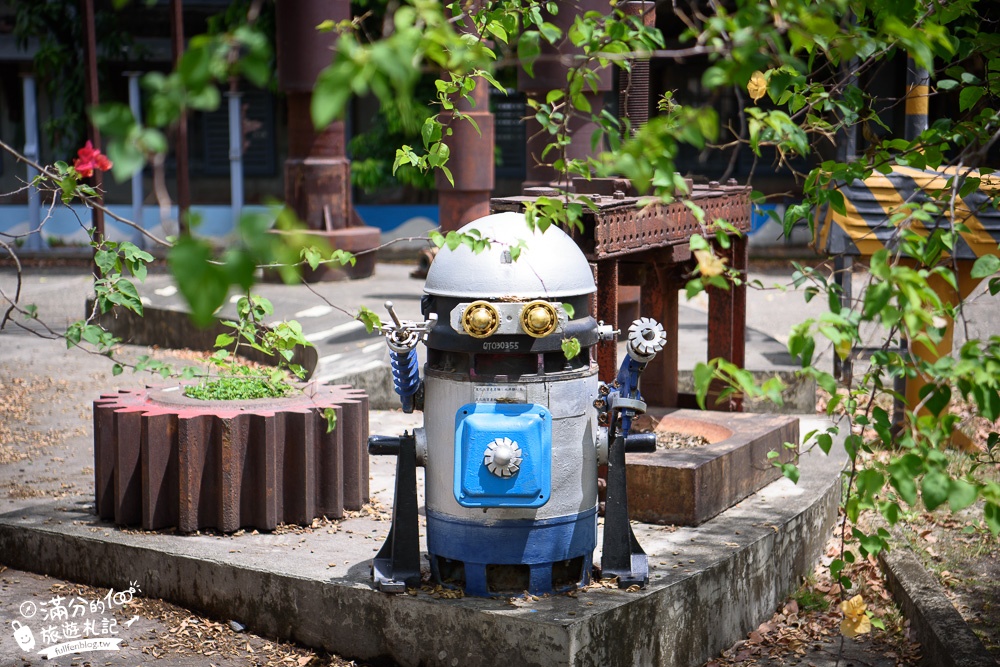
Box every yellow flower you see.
[748,71,767,102]
[694,248,727,277]
[840,594,872,638]
[834,338,853,362]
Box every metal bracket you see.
[609,395,646,414]
[601,410,648,589]
[370,432,421,593]
[380,300,437,353]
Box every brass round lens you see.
[462,301,499,338]
[520,300,558,338]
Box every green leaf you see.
[971,254,1000,279]
[780,462,800,484]
[890,464,918,506]
[94,249,118,276]
[918,383,951,416]
[112,363,124,376]
[517,30,542,78]
[323,407,338,433]
[167,237,228,328]
[302,246,323,271]
[107,140,146,182]
[856,468,885,497]
[562,303,575,320]
[854,528,886,557]
[561,337,581,360]
[959,86,985,112]
[921,471,950,511]
[692,362,714,409]
[949,479,979,512]
[312,65,353,129]
[863,281,892,319]
[986,502,1000,536]
[357,306,382,333]
[214,333,235,348]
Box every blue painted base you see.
[426,508,597,597]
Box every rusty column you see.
[437,6,495,232]
[276,0,379,279]
[276,0,352,231]
[518,0,613,188]
[639,263,679,407]
[82,0,105,264]
[170,0,190,233]
[706,230,747,411]
[437,79,495,231]
[594,259,619,383]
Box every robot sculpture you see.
[368,212,665,596]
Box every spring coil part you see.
[390,349,421,413]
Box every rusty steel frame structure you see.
[492,180,752,412]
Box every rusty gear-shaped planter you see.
[94,383,368,533]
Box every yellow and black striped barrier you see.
[813,56,1000,436]
[815,165,1000,259]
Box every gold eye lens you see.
[520,300,558,338]
[462,301,499,338]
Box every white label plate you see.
[474,384,527,403]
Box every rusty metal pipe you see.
[438,77,495,231]
[617,1,655,136]
[170,0,190,233]
[82,0,105,265]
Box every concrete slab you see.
[0,417,844,667]
[881,545,998,667]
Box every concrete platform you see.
[0,416,844,667]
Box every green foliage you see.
[356,306,382,333]
[182,294,312,401]
[692,359,786,410]
[561,337,582,360]
[183,375,296,401]
[323,407,338,433]
[350,94,437,193]
[429,229,491,254]
[792,581,832,613]
[166,205,342,327]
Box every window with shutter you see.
[199,88,276,177]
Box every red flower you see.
[73,141,113,178]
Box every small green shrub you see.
[183,375,296,401]
[793,583,832,613]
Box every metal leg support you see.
[600,411,648,588]
[370,432,421,593]
[833,255,854,384]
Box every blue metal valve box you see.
[453,402,551,508]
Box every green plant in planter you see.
[183,294,310,401]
